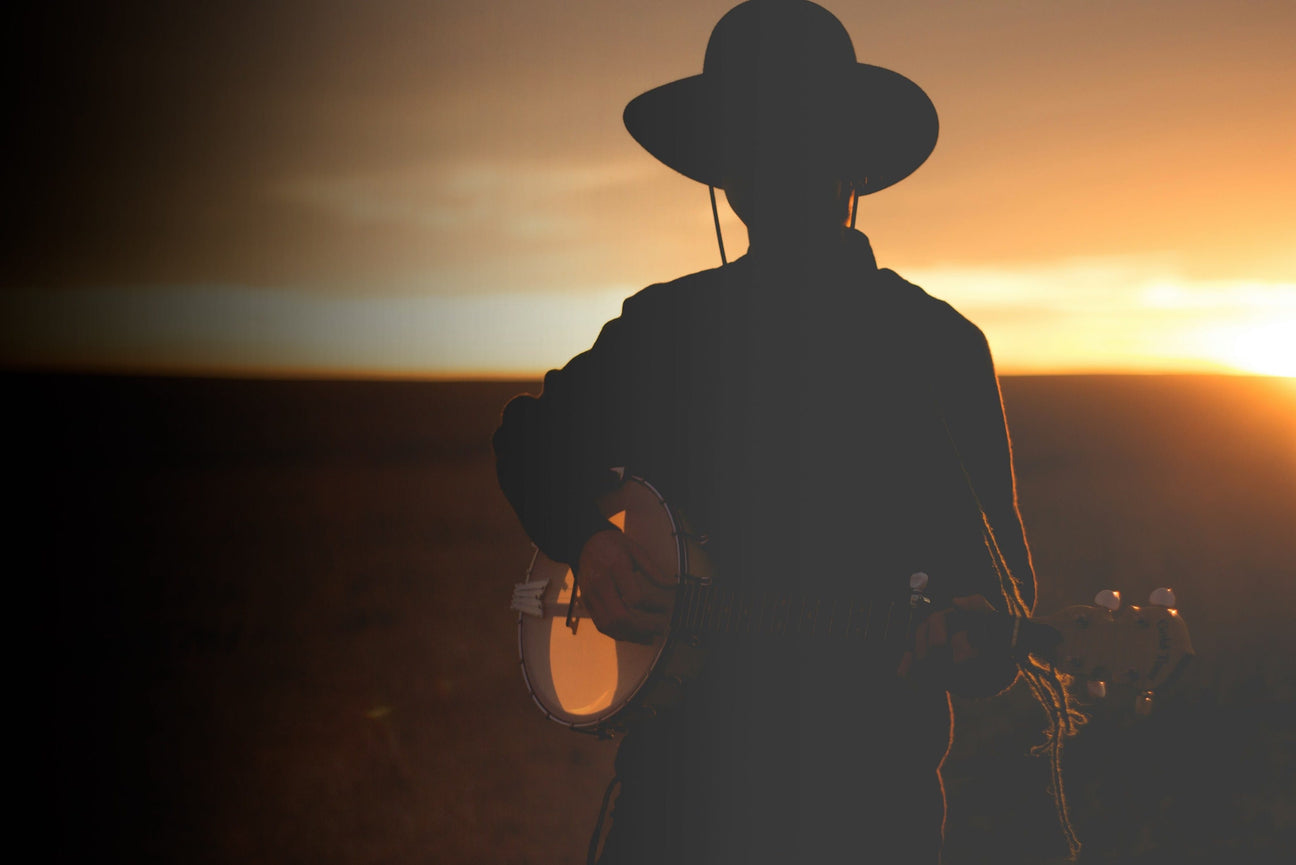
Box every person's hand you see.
[897,594,1019,696]
[576,529,675,644]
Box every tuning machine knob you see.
[1094,589,1121,611]
[909,572,932,608]
[1087,680,1107,699]
[1149,587,1177,608]
[1135,689,1155,716]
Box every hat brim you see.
[623,63,938,194]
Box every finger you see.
[609,559,672,615]
[629,562,677,613]
[951,631,978,664]
[614,537,676,613]
[586,565,669,643]
[580,564,639,636]
[623,536,676,587]
[590,590,666,643]
[947,595,1005,653]
[926,609,949,651]
[951,595,995,613]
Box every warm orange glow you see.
[4,4,1292,380]
[1196,318,1296,378]
[550,567,618,715]
[547,510,629,715]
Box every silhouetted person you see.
[494,3,1069,862]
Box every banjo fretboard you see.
[673,580,915,644]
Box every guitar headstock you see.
[1031,587,1195,715]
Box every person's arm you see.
[877,269,1037,613]
[939,317,1036,615]
[493,288,676,643]
[884,271,1036,696]
[932,316,1036,696]
[493,312,634,569]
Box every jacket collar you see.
[740,227,878,273]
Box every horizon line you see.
[4,360,1292,383]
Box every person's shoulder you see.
[621,260,738,315]
[876,267,988,351]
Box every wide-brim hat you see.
[624,0,938,195]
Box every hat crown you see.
[702,0,857,93]
[622,0,938,194]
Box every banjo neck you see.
[516,473,1194,735]
[672,579,915,645]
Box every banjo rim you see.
[516,475,699,734]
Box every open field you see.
[14,373,1295,863]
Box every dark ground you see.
[12,373,1295,863]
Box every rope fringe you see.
[935,412,1085,860]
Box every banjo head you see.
[517,477,697,731]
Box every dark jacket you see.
[493,229,1035,863]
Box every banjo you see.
[512,474,1195,735]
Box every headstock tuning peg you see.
[1149,587,1177,608]
[909,572,931,608]
[1087,680,1107,699]
[1135,689,1154,716]
[1094,589,1121,611]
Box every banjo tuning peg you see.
[1149,587,1177,608]
[1135,689,1155,716]
[909,572,931,608]
[1087,680,1107,699]
[1094,589,1121,611]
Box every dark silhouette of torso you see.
[494,230,1034,863]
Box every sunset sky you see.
[4,0,1294,377]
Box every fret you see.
[803,598,820,638]
[881,602,896,645]
[687,581,702,633]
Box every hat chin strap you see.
[708,185,728,266]
[707,181,861,265]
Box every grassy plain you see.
[19,374,1294,863]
